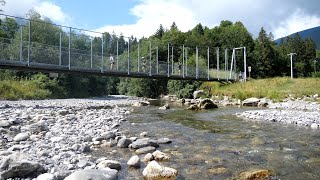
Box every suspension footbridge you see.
[0,14,247,82]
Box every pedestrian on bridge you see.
[142,57,146,72]
[110,54,115,70]
[178,62,182,75]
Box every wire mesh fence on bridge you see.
[0,14,239,81]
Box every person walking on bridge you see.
[110,54,115,70]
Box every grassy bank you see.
[0,79,51,100]
[201,77,320,101]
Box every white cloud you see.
[95,0,320,40]
[95,0,197,39]
[34,1,70,24]
[272,9,320,39]
[2,0,70,25]
[3,0,320,40]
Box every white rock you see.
[152,150,170,161]
[37,173,55,180]
[97,160,121,171]
[311,123,318,129]
[142,161,177,179]
[50,137,64,142]
[140,132,148,137]
[127,155,140,168]
[13,132,30,142]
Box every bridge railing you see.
[0,13,241,82]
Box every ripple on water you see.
[97,105,320,179]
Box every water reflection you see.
[100,105,320,179]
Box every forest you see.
[0,9,319,100]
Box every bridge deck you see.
[0,60,233,82]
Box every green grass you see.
[201,77,320,101]
[0,79,51,100]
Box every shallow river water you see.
[96,104,320,179]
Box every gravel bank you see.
[0,96,142,179]
[237,100,320,129]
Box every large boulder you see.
[132,101,150,107]
[136,146,156,155]
[236,169,274,180]
[96,160,121,171]
[127,155,140,168]
[0,153,45,179]
[129,138,159,149]
[64,169,118,180]
[156,138,172,144]
[152,150,170,161]
[28,120,49,134]
[187,104,200,111]
[13,132,30,142]
[36,173,55,180]
[142,161,177,180]
[117,137,132,148]
[199,98,218,109]
[193,90,205,99]
[159,104,170,110]
[93,131,116,141]
[0,120,11,127]
[242,98,260,107]
[162,95,178,102]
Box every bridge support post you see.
[127,38,130,75]
[244,47,247,82]
[116,40,119,71]
[225,48,228,81]
[20,26,23,63]
[183,45,185,78]
[59,32,62,66]
[196,46,198,79]
[101,33,104,72]
[156,46,159,74]
[138,41,140,72]
[167,44,170,77]
[149,41,152,76]
[229,48,235,80]
[27,20,31,67]
[90,38,92,68]
[68,27,71,70]
[234,49,237,80]
[185,48,188,77]
[171,46,174,75]
[216,47,219,80]
[207,47,210,80]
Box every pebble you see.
[0,96,142,178]
[238,100,320,129]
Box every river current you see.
[95,104,320,179]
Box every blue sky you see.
[3,0,320,39]
[50,0,138,29]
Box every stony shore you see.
[237,100,320,129]
[0,96,176,180]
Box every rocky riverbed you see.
[0,96,176,180]
[237,100,320,129]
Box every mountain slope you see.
[275,26,320,49]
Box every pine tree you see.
[154,24,165,39]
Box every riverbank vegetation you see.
[202,77,320,101]
[0,9,320,100]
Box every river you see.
[95,103,320,179]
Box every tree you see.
[0,17,19,39]
[279,33,316,77]
[170,22,178,31]
[154,24,165,39]
[252,27,279,77]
